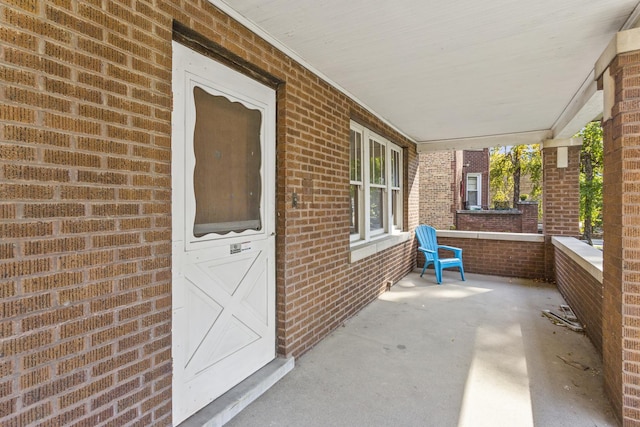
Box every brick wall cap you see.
[456,209,523,215]
[552,236,603,282]
[437,230,544,242]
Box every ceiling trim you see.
[416,130,553,153]
[547,1,640,140]
[551,71,602,139]
[622,1,640,29]
[212,0,417,144]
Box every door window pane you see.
[192,86,262,237]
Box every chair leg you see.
[421,260,433,278]
[459,264,466,281]
[435,264,442,284]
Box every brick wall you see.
[456,210,522,232]
[518,202,538,233]
[419,151,455,229]
[417,234,547,280]
[554,248,603,355]
[0,1,418,425]
[602,114,623,423]
[542,144,581,281]
[1,1,174,425]
[602,49,640,425]
[455,203,538,233]
[542,146,581,237]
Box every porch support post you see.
[597,27,640,425]
[541,138,582,279]
[541,138,582,237]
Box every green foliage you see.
[489,144,542,210]
[490,147,513,197]
[576,121,603,244]
[492,189,509,202]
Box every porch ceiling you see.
[215,0,639,150]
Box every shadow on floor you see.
[226,271,618,427]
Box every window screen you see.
[192,86,262,237]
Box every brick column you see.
[598,27,640,425]
[541,138,582,279]
[542,139,581,236]
[516,202,539,234]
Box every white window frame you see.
[466,173,481,209]
[349,127,363,242]
[350,121,403,246]
[390,146,402,232]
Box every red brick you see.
[0,3,421,426]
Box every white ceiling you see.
[215,0,640,149]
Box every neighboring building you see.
[419,149,489,227]
[461,149,490,210]
[419,150,457,229]
[420,147,544,233]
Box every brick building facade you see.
[419,150,456,229]
[462,149,489,209]
[0,2,418,425]
[1,1,638,426]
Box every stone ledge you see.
[349,232,411,263]
[436,229,545,242]
[552,236,603,282]
[456,209,522,215]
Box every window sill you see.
[349,232,411,264]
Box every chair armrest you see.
[437,245,462,257]
[418,246,436,254]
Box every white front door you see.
[171,41,276,425]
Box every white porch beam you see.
[416,130,552,153]
[622,1,640,30]
[551,72,603,139]
[543,5,640,141]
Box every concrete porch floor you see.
[226,270,617,427]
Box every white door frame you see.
[171,41,277,425]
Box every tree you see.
[490,144,542,208]
[576,121,603,245]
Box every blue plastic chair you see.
[416,225,465,284]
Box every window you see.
[466,173,481,209]
[350,121,403,244]
[192,86,262,237]
[390,148,402,229]
[349,129,362,237]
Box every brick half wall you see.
[417,230,547,280]
[552,237,603,355]
[455,202,538,233]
